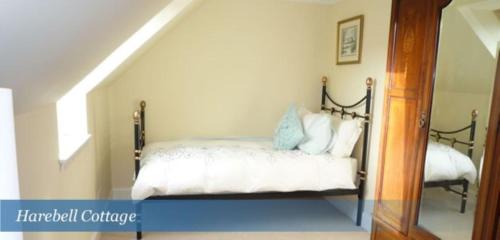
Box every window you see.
[56,93,90,162]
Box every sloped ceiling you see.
[0,0,345,114]
[0,0,171,114]
[434,0,499,94]
[457,0,500,58]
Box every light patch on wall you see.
[56,94,90,161]
[56,0,197,162]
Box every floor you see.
[100,199,369,240]
[419,187,477,239]
[100,232,370,240]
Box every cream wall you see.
[9,0,393,237]
[88,87,112,199]
[321,0,392,229]
[14,86,111,240]
[324,0,391,198]
[103,0,392,229]
[431,2,496,170]
[107,0,331,190]
[105,0,391,230]
[430,91,491,164]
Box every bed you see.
[423,110,479,213]
[132,77,374,239]
[132,139,359,199]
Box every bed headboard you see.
[133,76,374,183]
[429,110,478,158]
[320,76,373,185]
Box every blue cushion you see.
[273,105,305,150]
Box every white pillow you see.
[298,113,333,154]
[326,127,337,151]
[329,119,363,157]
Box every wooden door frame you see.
[408,0,451,238]
[372,0,451,238]
[472,51,500,240]
[373,0,500,239]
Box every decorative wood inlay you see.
[402,29,415,53]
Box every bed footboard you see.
[321,76,373,226]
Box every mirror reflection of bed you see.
[419,110,480,239]
[417,0,499,239]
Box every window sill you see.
[58,134,92,169]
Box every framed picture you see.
[336,15,364,65]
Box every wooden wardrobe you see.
[371,0,500,239]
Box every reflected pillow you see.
[273,105,305,150]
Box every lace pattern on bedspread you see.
[140,144,311,167]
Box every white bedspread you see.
[131,139,358,200]
[424,141,477,184]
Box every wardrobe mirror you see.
[418,0,500,239]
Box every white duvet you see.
[131,139,358,200]
[424,141,477,184]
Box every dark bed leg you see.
[355,175,366,226]
[356,196,364,226]
[136,204,142,240]
[135,200,142,240]
[460,180,469,213]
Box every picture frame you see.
[336,15,364,65]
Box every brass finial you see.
[472,109,478,120]
[140,101,146,109]
[133,111,140,123]
[366,78,374,89]
[322,76,328,85]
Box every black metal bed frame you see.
[132,76,374,239]
[424,109,478,213]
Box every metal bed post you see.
[468,110,478,158]
[460,109,478,213]
[356,78,372,226]
[321,76,328,110]
[134,111,142,179]
[134,109,144,240]
[140,101,146,148]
